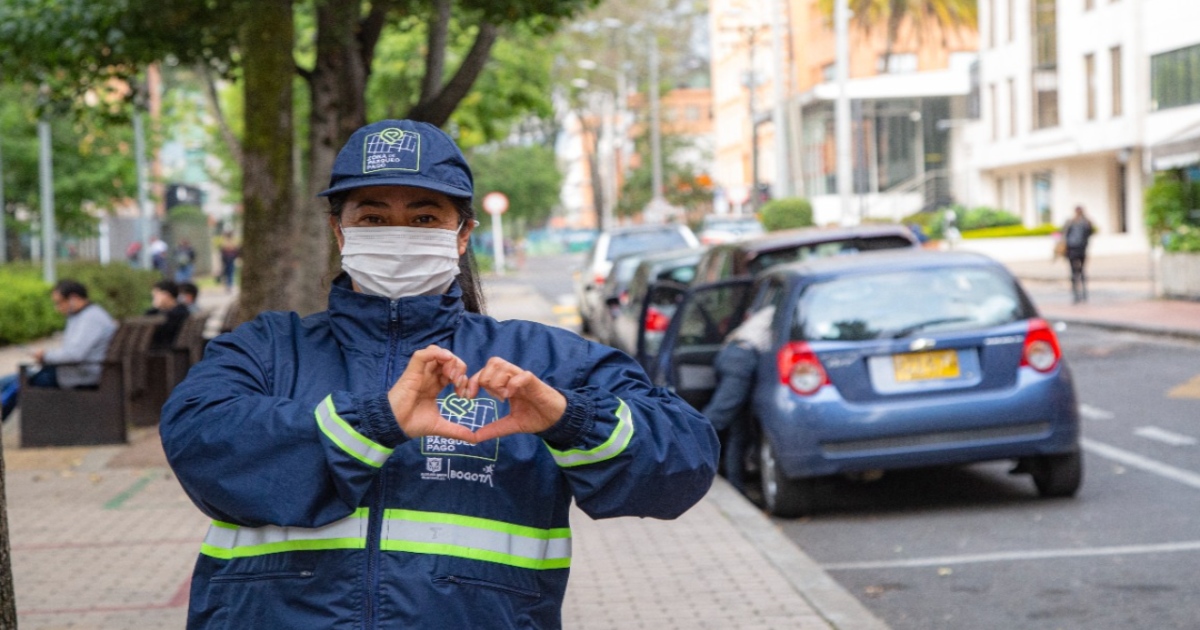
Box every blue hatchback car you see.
[655,249,1083,517]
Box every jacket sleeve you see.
[160,315,402,528]
[536,337,719,520]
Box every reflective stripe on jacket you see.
[161,277,718,629]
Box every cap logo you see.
[363,127,421,173]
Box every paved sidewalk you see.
[0,280,888,630]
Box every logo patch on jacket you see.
[420,394,499,461]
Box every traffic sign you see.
[483,191,509,215]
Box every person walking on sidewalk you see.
[160,119,719,629]
[1063,205,1095,303]
[0,280,117,421]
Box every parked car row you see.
[574,221,1083,517]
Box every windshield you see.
[608,230,692,260]
[794,267,1031,341]
[748,235,915,275]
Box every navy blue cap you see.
[318,119,474,200]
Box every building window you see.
[821,63,836,82]
[1008,78,1017,137]
[1111,46,1123,116]
[1085,53,1097,120]
[1031,0,1059,129]
[1151,44,1200,111]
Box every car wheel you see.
[1029,451,1083,498]
[759,433,816,517]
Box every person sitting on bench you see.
[145,280,192,351]
[0,280,118,421]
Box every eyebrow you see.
[353,196,445,210]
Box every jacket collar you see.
[327,273,464,353]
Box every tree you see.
[0,83,139,258]
[818,0,978,67]
[470,144,563,232]
[0,0,599,319]
[616,132,713,219]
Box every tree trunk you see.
[301,0,372,314]
[237,0,296,322]
[0,435,16,629]
[407,22,499,126]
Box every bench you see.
[130,311,211,428]
[19,315,162,448]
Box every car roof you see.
[763,249,1007,282]
[605,223,692,236]
[634,247,704,265]
[711,224,918,254]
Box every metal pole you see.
[0,139,6,264]
[649,29,666,216]
[835,0,853,225]
[134,110,152,269]
[38,119,56,284]
[491,212,505,276]
[748,26,759,208]
[769,0,792,199]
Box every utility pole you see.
[747,24,760,208]
[835,0,853,225]
[769,0,792,199]
[648,28,667,222]
[38,118,56,284]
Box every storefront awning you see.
[806,68,972,103]
[1150,121,1200,170]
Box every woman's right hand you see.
[387,345,477,442]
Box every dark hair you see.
[153,279,180,299]
[52,279,88,300]
[179,282,199,298]
[327,191,487,314]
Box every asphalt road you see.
[778,326,1200,630]
[515,251,1200,629]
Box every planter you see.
[1159,251,1200,299]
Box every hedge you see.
[0,262,160,345]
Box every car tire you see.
[759,433,816,517]
[1030,451,1083,498]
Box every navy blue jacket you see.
[161,277,718,628]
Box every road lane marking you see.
[1082,437,1200,490]
[1079,404,1115,420]
[1134,426,1198,447]
[1168,374,1200,399]
[823,540,1200,570]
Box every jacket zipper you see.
[365,300,401,629]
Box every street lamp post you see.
[834,0,853,226]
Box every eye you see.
[412,214,440,226]
[358,215,387,226]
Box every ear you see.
[329,215,345,250]
[457,219,475,256]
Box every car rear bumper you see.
[759,366,1082,479]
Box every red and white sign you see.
[483,191,509,215]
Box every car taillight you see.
[776,341,828,395]
[644,306,670,332]
[1021,318,1061,373]
[594,274,606,286]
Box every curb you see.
[707,479,890,630]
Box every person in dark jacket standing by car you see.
[1064,205,1094,303]
[160,119,719,630]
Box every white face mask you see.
[340,226,462,299]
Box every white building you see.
[963,0,1200,253]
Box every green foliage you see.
[470,144,563,231]
[0,83,139,247]
[759,198,814,232]
[0,267,60,344]
[1143,171,1200,252]
[56,262,159,319]
[906,205,1022,239]
[616,133,714,218]
[960,224,1058,239]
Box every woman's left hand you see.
[466,357,567,443]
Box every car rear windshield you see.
[793,266,1032,341]
[748,235,914,276]
[607,230,691,260]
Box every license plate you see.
[892,350,960,382]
